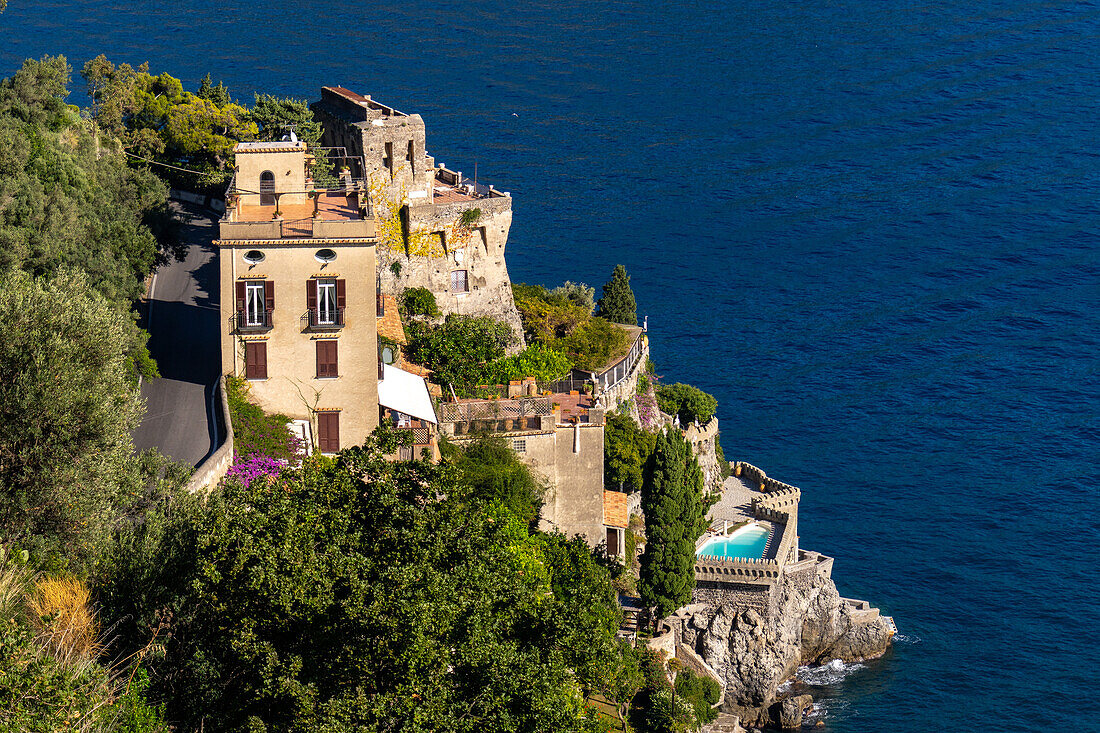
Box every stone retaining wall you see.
[692,580,773,613]
[184,376,234,494]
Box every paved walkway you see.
[708,474,760,524]
[132,202,221,467]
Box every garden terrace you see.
[438,392,605,437]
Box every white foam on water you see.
[893,632,921,645]
[797,658,866,686]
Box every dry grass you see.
[26,576,102,670]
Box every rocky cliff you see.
[681,561,892,729]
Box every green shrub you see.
[449,434,548,527]
[675,669,720,725]
[605,410,657,493]
[485,343,573,384]
[401,286,440,318]
[225,376,300,460]
[550,281,595,314]
[405,314,516,391]
[655,383,718,425]
[513,282,632,372]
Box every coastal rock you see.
[692,563,891,726]
[769,694,813,728]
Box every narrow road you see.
[132,202,222,466]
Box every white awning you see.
[378,364,437,424]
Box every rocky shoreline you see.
[647,464,893,731]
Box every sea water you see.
[2,2,1096,730]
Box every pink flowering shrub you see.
[225,453,288,488]
[635,392,658,428]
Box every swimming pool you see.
[696,524,770,560]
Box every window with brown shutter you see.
[306,279,317,312]
[317,412,340,453]
[244,341,267,380]
[316,340,338,378]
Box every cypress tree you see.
[596,264,637,326]
[638,428,711,619]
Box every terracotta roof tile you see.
[603,491,629,528]
[376,295,407,345]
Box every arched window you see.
[260,170,275,206]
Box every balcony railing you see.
[301,308,345,331]
[233,309,273,332]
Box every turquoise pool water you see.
[696,525,770,560]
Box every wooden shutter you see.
[264,280,275,315]
[316,340,338,378]
[318,412,339,453]
[336,279,346,309]
[235,281,246,313]
[306,279,317,311]
[245,341,267,380]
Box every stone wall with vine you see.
[374,177,525,348]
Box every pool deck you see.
[709,474,759,525]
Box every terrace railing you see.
[232,309,273,333]
[301,308,345,331]
[438,396,553,424]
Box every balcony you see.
[233,309,273,333]
[301,308,345,331]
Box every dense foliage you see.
[82,57,256,189]
[674,670,721,727]
[484,342,573,385]
[0,562,167,732]
[0,271,142,560]
[513,282,630,371]
[405,313,573,394]
[445,434,548,527]
[225,375,302,461]
[0,56,177,305]
[596,265,637,327]
[655,382,718,425]
[406,313,516,390]
[401,285,441,317]
[97,431,636,732]
[605,409,658,493]
[639,429,712,619]
[552,280,596,313]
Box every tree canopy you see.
[0,270,143,559]
[513,282,630,372]
[605,409,658,493]
[96,431,636,732]
[655,382,719,425]
[0,56,177,305]
[81,56,257,188]
[639,429,712,619]
[596,264,637,326]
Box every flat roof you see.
[234,141,306,152]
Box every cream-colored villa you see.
[216,139,435,453]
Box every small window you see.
[244,341,267,380]
[243,250,265,264]
[381,345,395,365]
[317,412,340,454]
[316,340,338,378]
[512,439,526,454]
[314,248,337,263]
[451,269,469,293]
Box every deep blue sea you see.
[4,1,1097,730]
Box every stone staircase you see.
[703,712,742,732]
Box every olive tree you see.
[0,270,142,556]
